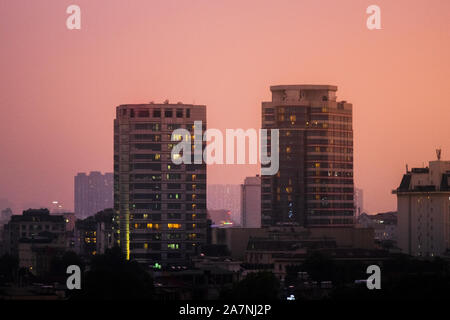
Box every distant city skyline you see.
[1,0,449,215]
[74,171,113,219]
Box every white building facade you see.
[241,176,261,228]
[394,156,450,257]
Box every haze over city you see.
[1,0,449,214]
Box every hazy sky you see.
[0,0,449,214]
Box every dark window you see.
[153,109,161,117]
[132,163,162,170]
[135,123,160,131]
[186,109,191,118]
[138,110,150,117]
[165,109,173,117]
[167,124,182,130]
[176,109,183,118]
[134,143,161,151]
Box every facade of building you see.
[114,102,207,266]
[18,238,66,276]
[2,209,66,257]
[211,227,268,260]
[244,239,388,282]
[394,156,450,257]
[357,212,397,244]
[240,176,261,228]
[211,225,374,260]
[354,188,364,217]
[96,208,116,255]
[74,208,116,257]
[74,171,113,219]
[261,85,354,227]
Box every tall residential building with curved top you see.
[114,103,207,267]
[261,85,354,227]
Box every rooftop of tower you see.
[270,84,337,91]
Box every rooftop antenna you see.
[406,164,409,173]
[436,148,442,161]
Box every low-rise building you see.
[18,235,66,276]
[211,226,375,261]
[394,153,450,257]
[357,212,397,244]
[2,209,66,257]
[74,208,115,257]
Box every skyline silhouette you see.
[1,0,449,214]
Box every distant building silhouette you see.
[357,212,397,244]
[74,171,113,219]
[241,176,261,228]
[207,209,233,226]
[261,85,354,227]
[0,207,13,223]
[207,184,241,223]
[354,188,364,217]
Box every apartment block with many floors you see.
[261,85,354,227]
[114,102,207,267]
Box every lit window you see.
[172,134,182,141]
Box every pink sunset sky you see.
[0,0,449,214]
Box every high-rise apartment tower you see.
[114,103,207,266]
[261,85,354,227]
